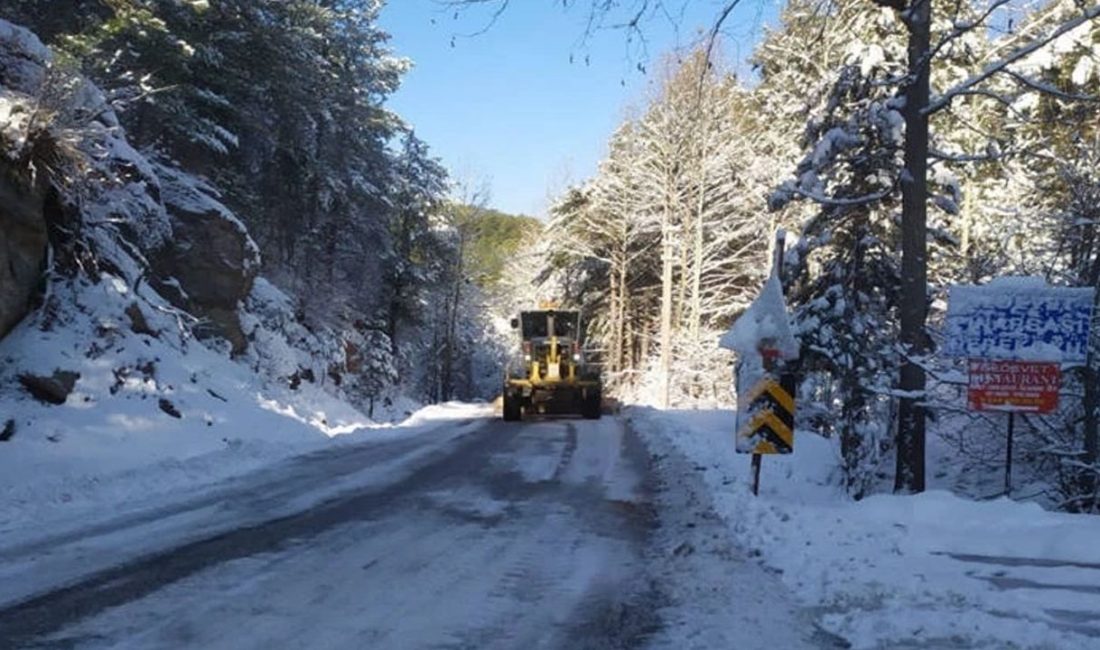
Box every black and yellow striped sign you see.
[736,374,796,454]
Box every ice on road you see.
[0,415,821,649]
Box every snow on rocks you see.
[0,19,50,94]
[150,161,261,353]
[629,406,1100,650]
[0,272,469,538]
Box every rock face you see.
[151,164,260,354]
[0,164,47,338]
[18,369,79,405]
[0,19,259,356]
[0,22,50,339]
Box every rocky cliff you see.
[0,19,259,354]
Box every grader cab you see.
[502,309,602,421]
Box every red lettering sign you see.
[967,360,1061,413]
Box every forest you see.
[0,0,539,413]
[528,0,1100,509]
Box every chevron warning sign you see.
[735,373,796,454]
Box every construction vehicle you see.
[502,308,602,421]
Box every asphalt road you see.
[0,416,664,649]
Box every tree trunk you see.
[429,315,440,404]
[608,261,620,377]
[659,202,675,408]
[841,359,865,498]
[895,0,931,494]
[1082,362,1098,510]
[387,298,400,358]
[689,89,712,348]
[618,261,628,375]
[442,232,466,402]
[690,209,703,342]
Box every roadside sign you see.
[736,374,796,455]
[967,359,1060,413]
[945,278,1092,496]
[723,271,799,458]
[945,280,1094,364]
[724,230,800,495]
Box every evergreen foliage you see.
[0,0,500,408]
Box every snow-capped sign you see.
[719,274,798,360]
[722,272,799,457]
[945,278,1095,364]
[967,359,1061,413]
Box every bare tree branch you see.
[926,0,1015,65]
[443,0,749,64]
[1004,68,1100,103]
[926,3,1100,116]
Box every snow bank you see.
[0,273,462,535]
[631,407,1100,649]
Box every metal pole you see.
[749,229,786,497]
[774,230,786,285]
[1005,412,1016,495]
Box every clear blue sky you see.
[379,1,780,217]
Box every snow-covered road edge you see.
[627,406,1100,650]
[0,404,492,609]
[632,411,827,650]
[0,401,491,537]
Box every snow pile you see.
[631,407,1100,649]
[241,278,344,385]
[0,274,381,530]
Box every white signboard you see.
[945,278,1095,364]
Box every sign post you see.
[965,359,1061,493]
[946,279,1094,495]
[1005,411,1015,495]
[721,231,799,496]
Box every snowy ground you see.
[0,402,491,611]
[0,413,832,649]
[8,357,1094,650]
[0,275,484,539]
[629,407,1100,650]
[1,417,644,648]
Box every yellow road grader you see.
[502,308,602,421]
